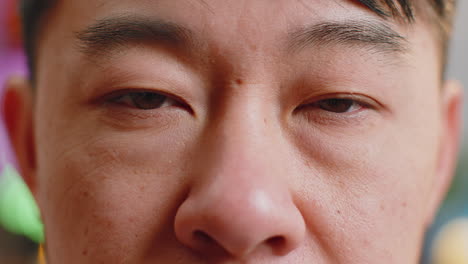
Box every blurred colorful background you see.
[1,0,467,263]
[1,0,41,263]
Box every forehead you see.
[37,0,439,86]
[45,0,422,64]
[43,0,439,61]
[52,0,399,39]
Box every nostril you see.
[266,236,285,247]
[193,230,215,245]
[265,236,287,254]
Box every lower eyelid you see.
[98,105,186,130]
[300,109,372,127]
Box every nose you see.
[174,108,306,259]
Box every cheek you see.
[293,109,440,262]
[35,126,194,262]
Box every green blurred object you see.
[0,165,44,243]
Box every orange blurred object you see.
[6,0,22,47]
[38,244,46,264]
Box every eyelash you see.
[105,90,189,111]
[111,92,174,109]
[298,94,372,113]
[293,94,378,126]
[309,98,367,113]
[104,90,374,124]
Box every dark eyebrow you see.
[76,16,407,63]
[75,15,193,57]
[288,20,408,56]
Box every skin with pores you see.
[3,0,463,263]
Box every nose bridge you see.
[196,87,283,210]
[209,84,276,162]
[201,88,281,191]
[173,88,305,259]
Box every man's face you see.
[8,0,462,263]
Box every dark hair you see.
[20,0,55,82]
[20,0,456,82]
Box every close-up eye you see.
[109,91,179,110]
[314,98,363,113]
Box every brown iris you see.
[316,98,356,113]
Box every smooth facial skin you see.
[3,0,463,263]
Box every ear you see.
[2,76,37,195]
[425,80,463,227]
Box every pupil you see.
[132,93,166,110]
[320,99,353,113]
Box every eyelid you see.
[102,89,171,102]
[298,93,378,110]
[294,95,380,127]
[99,88,193,112]
[115,92,177,108]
